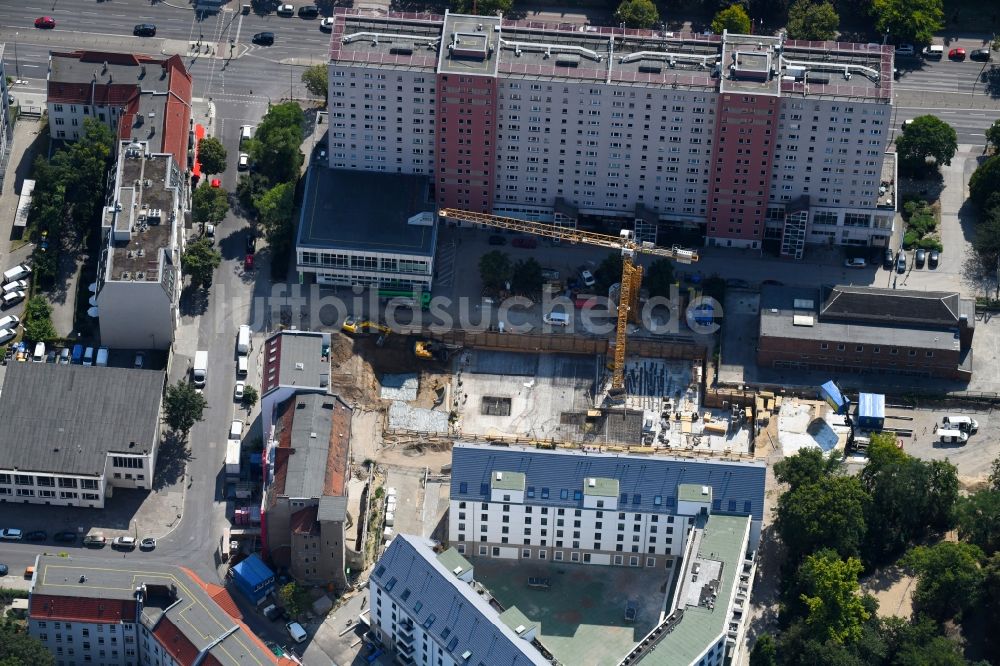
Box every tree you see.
[872,0,944,47]
[786,0,840,40]
[796,549,871,644]
[163,379,208,438]
[0,620,55,665]
[615,0,660,28]
[191,184,229,225]
[182,238,222,289]
[958,490,1000,556]
[254,182,297,277]
[775,474,870,563]
[197,137,228,175]
[711,4,752,34]
[594,252,623,295]
[644,258,675,298]
[479,250,511,293]
[246,102,305,185]
[450,0,512,17]
[970,155,1000,209]
[902,542,984,623]
[278,581,311,619]
[301,64,328,100]
[987,120,1000,153]
[22,296,57,344]
[979,552,1000,660]
[749,634,778,666]
[236,173,270,218]
[510,257,543,295]
[774,448,843,492]
[242,385,259,410]
[895,115,958,176]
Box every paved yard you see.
[470,557,671,666]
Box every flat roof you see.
[30,555,283,665]
[639,514,751,665]
[438,13,501,76]
[436,547,473,579]
[582,477,618,497]
[296,168,437,257]
[0,364,163,476]
[262,329,329,395]
[491,471,526,492]
[677,483,711,503]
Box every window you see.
[459,482,468,493]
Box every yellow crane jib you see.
[437,208,700,398]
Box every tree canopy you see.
[197,137,228,175]
[644,258,675,298]
[22,296,57,344]
[479,250,512,293]
[164,379,208,438]
[872,0,944,46]
[903,541,984,623]
[987,120,1000,153]
[0,620,55,665]
[511,257,543,296]
[182,238,222,289]
[246,102,305,185]
[594,252,623,296]
[775,474,870,563]
[301,64,328,100]
[970,155,1000,209]
[450,0,512,17]
[711,4,752,34]
[796,549,871,644]
[774,448,844,491]
[786,0,840,41]
[895,115,958,176]
[615,0,660,28]
[191,184,229,225]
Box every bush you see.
[916,236,943,251]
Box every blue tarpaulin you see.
[819,381,849,414]
[857,393,885,431]
[230,553,275,603]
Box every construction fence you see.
[427,329,704,362]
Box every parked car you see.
[244,254,254,271]
[320,17,335,31]
[2,290,26,308]
[54,531,77,543]
[0,563,7,577]
[238,153,250,170]
[297,5,319,18]
[235,381,246,401]
[34,16,55,29]
[883,247,895,270]
[134,352,145,368]
[511,237,538,249]
[252,32,275,46]
[0,528,23,541]
[844,257,866,268]
[140,537,156,550]
[3,280,28,295]
[487,235,507,246]
[915,248,926,268]
[133,24,156,37]
[928,250,940,269]
[276,4,294,16]
[3,264,32,283]
[948,48,966,60]
[0,315,20,330]
[113,536,137,550]
[246,234,256,254]
[59,347,70,364]
[894,44,915,56]
[580,269,596,287]
[83,534,107,547]
[24,530,47,542]
[0,329,16,346]
[896,251,907,273]
[971,48,992,62]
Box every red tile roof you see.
[152,616,201,665]
[29,594,136,624]
[325,400,352,496]
[290,505,319,536]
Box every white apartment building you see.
[328,10,896,253]
[96,141,184,350]
[0,364,164,509]
[448,443,765,569]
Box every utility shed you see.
[856,393,885,431]
[819,380,848,414]
[229,554,275,603]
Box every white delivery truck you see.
[192,350,208,388]
[225,439,241,478]
[236,325,251,355]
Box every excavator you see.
[413,339,460,362]
[341,317,391,337]
[437,208,698,401]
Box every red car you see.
[948,48,966,60]
[34,16,55,29]
[244,254,254,271]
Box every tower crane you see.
[437,208,699,400]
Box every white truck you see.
[225,439,241,477]
[192,350,208,388]
[236,325,251,356]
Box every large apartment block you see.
[447,443,765,568]
[328,10,895,253]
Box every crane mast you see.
[438,208,699,398]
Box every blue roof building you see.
[369,535,548,666]
[229,554,275,604]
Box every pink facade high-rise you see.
[328,11,896,253]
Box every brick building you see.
[757,284,975,380]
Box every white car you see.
[238,153,250,170]
[844,257,866,268]
[894,44,915,56]
[234,381,245,401]
[0,528,22,541]
[0,329,16,345]
[277,3,294,16]
[320,16,334,31]
[580,269,596,288]
[2,290,25,308]
[0,315,20,330]
[2,279,28,295]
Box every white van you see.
[83,347,95,366]
[2,264,31,284]
[239,125,253,143]
[237,325,251,355]
[923,44,944,59]
[32,342,45,363]
[229,419,242,440]
[285,621,307,643]
[237,355,248,377]
[542,311,570,327]
[938,428,968,444]
[942,415,978,434]
[96,347,109,367]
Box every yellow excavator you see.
[341,317,391,337]
[414,340,460,362]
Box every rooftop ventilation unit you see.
[120,271,132,280]
[495,472,503,481]
[390,46,413,56]
[555,54,580,67]
[588,478,596,487]
[135,271,145,280]
[638,63,662,73]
